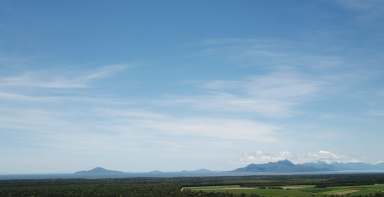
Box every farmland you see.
[184,184,384,197]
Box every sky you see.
[0,0,384,174]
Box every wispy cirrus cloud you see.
[0,105,279,161]
[337,0,384,20]
[97,108,279,142]
[0,64,128,89]
[199,38,346,69]
[163,69,322,117]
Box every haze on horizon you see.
[0,0,384,174]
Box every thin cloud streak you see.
[97,108,280,142]
[0,104,280,156]
[162,69,322,117]
[199,38,346,69]
[337,0,384,21]
[0,64,128,89]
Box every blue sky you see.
[0,0,384,174]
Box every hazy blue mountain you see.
[301,161,333,171]
[376,163,384,168]
[331,162,376,171]
[75,167,124,175]
[234,160,384,174]
[71,167,220,178]
[233,160,326,173]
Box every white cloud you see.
[199,38,345,69]
[205,70,319,99]
[240,150,357,164]
[0,64,127,89]
[164,69,321,117]
[0,104,281,173]
[0,90,131,106]
[337,0,384,20]
[240,151,293,164]
[0,91,47,101]
[99,109,279,142]
[306,150,341,162]
[0,104,280,160]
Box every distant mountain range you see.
[234,160,384,173]
[72,160,384,178]
[234,160,320,173]
[1,160,384,180]
[73,167,221,178]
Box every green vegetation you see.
[1,174,384,196]
[185,184,384,197]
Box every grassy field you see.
[184,184,384,197]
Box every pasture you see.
[184,183,384,197]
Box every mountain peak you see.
[275,160,294,165]
[235,159,319,173]
[75,167,124,175]
[92,167,107,171]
